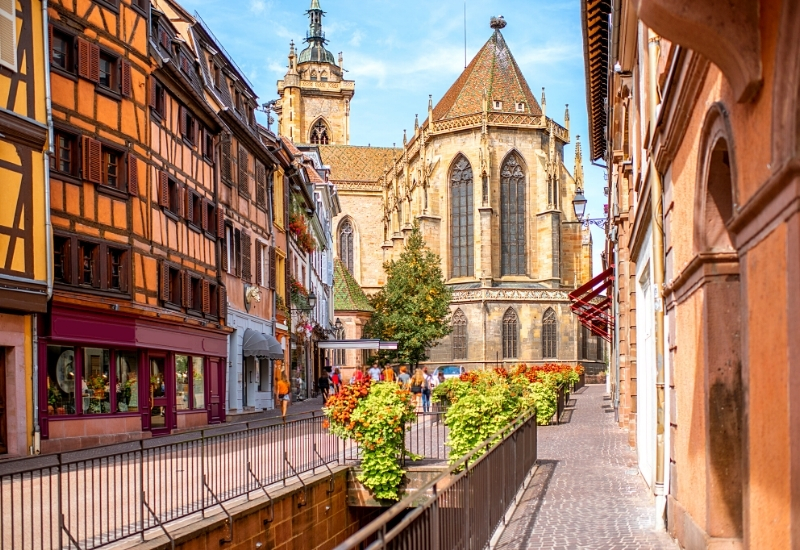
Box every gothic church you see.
[277,2,603,370]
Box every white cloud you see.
[249,0,268,15]
[349,29,363,47]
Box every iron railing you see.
[0,412,341,550]
[333,409,538,550]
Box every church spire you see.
[306,0,326,46]
[574,135,584,188]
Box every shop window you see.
[115,351,138,412]
[47,346,77,416]
[51,29,75,73]
[176,355,205,411]
[193,357,205,409]
[176,355,190,410]
[54,130,78,177]
[82,348,111,414]
[258,359,272,393]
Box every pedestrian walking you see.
[383,364,396,383]
[318,371,331,402]
[276,372,291,417]
[331,368,342,394]
[421,367,432,412]
[410,368,425,409]
[368,364,382,382]
[397,365,411,389]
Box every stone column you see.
[479,207,493,286]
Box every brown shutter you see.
[89,43,100,82]
[179,187,186,218]
[234,228,241,277]
[202,280,210,313]
[218,286,227,321]
[77,38,92,81]
[82,136,102,184]
[179,105,187,136]
[269,246,276,290]
[48,25,54,65]
[158,171,169,207]
[221,136,232,183]
[201,198,209,231]
[182,271,191,308]
[241,232,252,282]
[255,162,266,207]
[127,154,139,196]
[185,189,194,222]
[216,209,225,238]
[149,77,157,109]
[159,261,170,301]
[120,60,132,97]
[238,147,248,196]
[255,242,262,286]
[220,227,228,272]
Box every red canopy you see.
[568,267,614,342]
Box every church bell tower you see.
[276,0,355,144]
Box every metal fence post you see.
[139,442,145,540]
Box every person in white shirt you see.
[368,365,382,382]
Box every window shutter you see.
[120,60,132,97]
[202,280,210,313]
[48,25,54,66]
[179,105,187,136]
[89,42,100,82]
[82,136,102,184]
[255,242,262,286]
[127,154,139,196]
[269,246,276,290]
[77,38,91,80]
[241,232,252,282]
[179,187,186,218]
[158,171,169,207]
[234,228,241,277]
[0,0,14,70]
[149,77,157,109]
[220,227,228,272]
[159,261,170,301]
[221,136,231,183]
[201,198,209,231]
[238,147,248,196]
[185,189,194,222]
[216,209,225,238]
[255,162,266,207]
[181,271,191,308]
[218,286,227,321]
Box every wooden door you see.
[207,358,223,424]
[0,350,6,454]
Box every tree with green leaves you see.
[364,223,452,367]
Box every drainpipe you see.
[647,28,667,527]
[34,0,54,456]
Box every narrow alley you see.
[497,386,677,550]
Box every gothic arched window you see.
[542,308,557,359]
[450,155,474,278]
[310,119,329,144]
[339,219,354,274]
[452,309,467,360]
[502,308,518,359]
[500,153,526,275]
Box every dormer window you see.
[516,102,525,112]
[493,100,502,110]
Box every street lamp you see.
[572,188,607,230]
[290,291,317,313]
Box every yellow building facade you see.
[0,0,50,456]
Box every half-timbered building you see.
[0,0,50,457]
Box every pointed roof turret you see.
[432,17,542,122]
[333,259,374,312]
[298,0,336,64]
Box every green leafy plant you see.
[324,380,416,500]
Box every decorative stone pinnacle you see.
[490,16,507,30]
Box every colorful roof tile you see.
[333,259,374,312]
[432,28,542,121]
[319,145,401,186]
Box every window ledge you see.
[188,223,203,234]
[163,302,183,312]
[97,184,129,201]
[163,209,181,223]
[182,137,196,149]
[203,231,218,241]
[51,67,78,82]
[96,86,122,102]
[50,170,82,187]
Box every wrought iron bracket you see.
[142,493,175,550]
[284,452,308,507]
[313,443,336,494]
[203,475,233,545]
[247,461,275,524]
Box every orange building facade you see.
[583,0,800,547]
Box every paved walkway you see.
[496,385,677,550]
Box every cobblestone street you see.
[496,385,677,550]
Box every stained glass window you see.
[501,154,526,275]
[450,156,474,278]
[339,219,354,274]
[502,308,518,359]
[542,308,557,359]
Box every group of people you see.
[317,364,445,411]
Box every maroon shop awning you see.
[568,267,614,342]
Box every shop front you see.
[38,305,228,453]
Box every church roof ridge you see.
[432,20,542,122]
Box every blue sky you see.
[179,0,607,273]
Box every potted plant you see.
[47,385,60,414]
[86,373,107,398]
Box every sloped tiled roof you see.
[432,29,542,121]
[334,259,374,313]
[319,145,401,185]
